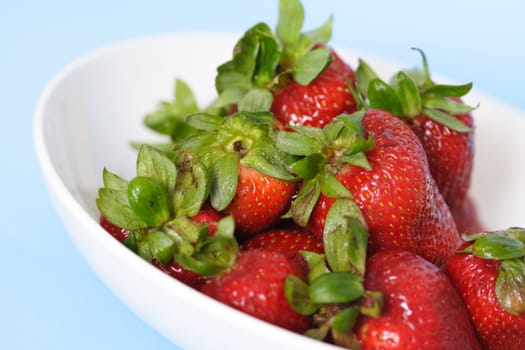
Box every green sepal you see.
[304,325,331,341]
[303,14,333,44]
[330,306,360,334]
[291,154,325,180]
[143,79,199,141]
[423,82,473,98]
[496,259,525,315]
[136,145,177,199]
[127,176,170,227]
[292,47,332,86]
[390,71,422,118]
[173,152,210,217]
[253,31,281,88]
[276,0,305,61]
[143,230,175,265]
[309,272,365,304]
[237,89,273,113]
[96,187,148,230]
[319,172,352,199]
[423,108,473,133]
[286,177,321,227]
[285,275,319,315]
[276,128,324,156]
[464,233,525,260]
[355,59,380,97]
[301,251,330,282]
[422,95,477,115]
[367,78,403,117]
[240,143,296,181]
[359,290,384,317]
[173,216,239,276]
[323,198,367,275]
[163,215,201,244]
[209,154,239,211]
[102,167,128,191]
[186,113,224,131]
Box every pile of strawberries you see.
[96,0,525,349]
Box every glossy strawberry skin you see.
[410,109,474,212]
[357,250,481,350]
[99,215,131,242]
[271,60,357,128]
[308,109,461,266]
[200,249,311,333]
[223,165,297,237]
[242,226,323,275]
[446,245,525,350]
[451,195,485,235]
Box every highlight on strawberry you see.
[94,0,525,348]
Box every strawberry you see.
[222,164,297,236]
[242,226,323,274]
[356,249,481,349]
[451,195,486,235]
[175,111,298,237]
[355,50,476,212]
[271,61,357,128]
[214,0,356,128]
[201,249,311,333]
[277,109,461,266]
[446,228,525,350]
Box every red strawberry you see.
[201,249,311,333]
[242,226,323,274]
[356,51,476,212]
[446,228,525,350]
[451,195,485,235]
[292,109,461,266]
[356,249,482,350]
[271,61,357,128]
[99,215,131,243]
[222,164,298,237]
[410,106,474,211]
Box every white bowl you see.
[33,32,525,350]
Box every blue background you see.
[2,0,524,348]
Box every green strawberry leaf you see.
[143,230,175,265]
[276,128,324,156]
[465,233,525,260]
[253,33,281,87]
[292,47,332,86]
[173,152,210,217]
[323,198,367,275]
[330,306,360,334]
[319,172,352,198]
[291,154,325,180]
[309,272,365,304]
[136,145,177,198]
[287,177,321,227]
[422,95,477,114]
[102,168,128,191]
[240,143,296,181]
[367,78,403,117]
[209,154,239,211]
[496,258,525,315]
[128,176,170,227]
[303,15,333,44]
[186,113,224,131]
[423,82,473,98]
[359,290,384,317]
[163,215,201,244]
[237,89,273,112]
[301,251,330,282]
[277,0,305,51]
[144,79,199,140]
[390,71,422,118]
[423,108,473,132]
[285,275,319,315]
[96,187,148,230]
[355,59,380,97]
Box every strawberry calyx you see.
[96,144,239,277]
[214,0,334,111]
[176,111,297,211]
[355,48,476,132]
[284,198,381,348]
[275,111,374,227]
[461,227,525,315]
